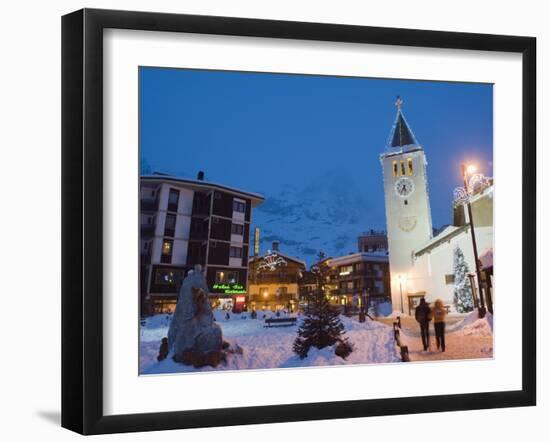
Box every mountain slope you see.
[251,170,385,265]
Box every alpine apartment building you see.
[140,172,264,314]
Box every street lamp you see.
[398,274,406,314]
[461,163,487,318]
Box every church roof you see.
[385,97,420,152]
[413,225,469,258]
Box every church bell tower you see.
[380,97,433,314]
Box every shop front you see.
[209,280,249,313]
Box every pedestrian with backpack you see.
[415,298,432,351]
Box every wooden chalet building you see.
[247,242,306,312]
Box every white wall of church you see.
[410,224,493,312]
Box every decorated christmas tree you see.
[293,255,353,359]
[453,245,475,313]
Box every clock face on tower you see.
[394,177,415,198]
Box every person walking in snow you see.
[157,337,169,362]
[415,298,432,351]
[432,299,447,352]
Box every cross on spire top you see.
[385,96,420,151]
[395,96,403,110]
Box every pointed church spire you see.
[386,96,420,151]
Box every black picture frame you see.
[61,8,536,435]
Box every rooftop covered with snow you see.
[141,173,265,205]
[327,251,389,267]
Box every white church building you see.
[380,98,493,316]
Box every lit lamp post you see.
[359,288,368,323]
[461,163,487,318]
[397,274,406,314]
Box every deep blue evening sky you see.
[140,67,492,230]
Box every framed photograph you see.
[62,8,536,435]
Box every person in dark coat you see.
[414,298,432,351]
[157,337,169,362]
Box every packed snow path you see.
[140,310,401,374]
[396,312,494,362]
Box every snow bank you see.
[375,301,393,317]
[447,310,493,334]
[479,248,493,269]
[140,311,400,374]
[462,313,493,337]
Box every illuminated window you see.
[154,268,184,286]
[339,265,353,276]
[400,160,406,176]
[407,158,413,175]
[392,161,398,177]
[161,239,173,264]
[162,240,172,255]
[216,270,238,284]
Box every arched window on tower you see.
[400,160,406,176]
[393,161,398,177]
[407,158,413,176]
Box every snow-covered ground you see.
[139,310,494,374]
[399,311,494,362]
[140,310,401,374]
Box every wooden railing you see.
[393,317,410,362]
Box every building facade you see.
[358,230,388,253]
[296,251,390,312]
[140,172,264,314]
[248,243,306,312]
[325,253,390,308]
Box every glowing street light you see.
[397,274,407,314]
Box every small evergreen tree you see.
[293,260,353,359]
[453,245,475,313]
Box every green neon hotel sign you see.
[212,283,247,295]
